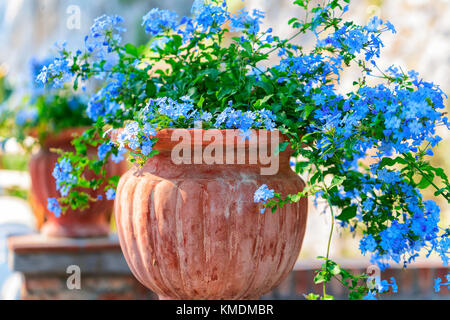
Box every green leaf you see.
[145,81,157,98]
[337,205,357,221]
[304,293,320,300]
[417,176,432,189]
[303,105,315,120]
[330,176,346,188]
[256,80,274,95]
[197,96,205,108]
[124,43,139,57]
[275,141,290,155]
[288,17,299,25]
[330,264,341,276]
[434,188,447,197]
[293,0,309,9]
[314,271,326,284]
[255,94,273,108]
[241,41,252,54]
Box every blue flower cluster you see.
[434,274,450,293]
[15,108,38,126]
[141,1,264,45]
[363,277,398,300]
[106,188,116,201]
[98,139,126,164]
[47,198,61,218]
[316,16,395,66]
[214,103,276,139]
[112,96,278,163]
[348,169,448,269]
[36,51,72,89]
[87,78,122,121]
[277,53,344,84]
[85,15,125,60]
[52,158,76,197]
[189,0,229,34]
[271,14,449,271]
[230,8,265,35]
[97,143,112,161]
[254,184,275,214]
[29,56,55,95]
[142,9,178,36]
[312,80,447,164]
[116,120,156,157]
[155,96,196,120]
[380,277,398,293]
[37,15,125,88]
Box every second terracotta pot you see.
[29,128,126,238]
[115,129,308,300]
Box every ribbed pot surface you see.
[115,129,308,299]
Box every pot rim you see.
[110,128,291,152]
[32,127,89,149]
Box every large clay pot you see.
[115,129,308,300]
[29,128,126,238]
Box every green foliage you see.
[0,87,92,148]
[307,257,369,300]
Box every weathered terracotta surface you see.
[29,128,126,238]
[115,129,308,300]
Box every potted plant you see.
[38,0,449,299]
[0,57,126,238]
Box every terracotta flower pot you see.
[29,128,126,238]
[115,129,308,300]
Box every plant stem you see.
[323,194,335,297]
[313,162,335,298]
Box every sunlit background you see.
[0,0,448,299]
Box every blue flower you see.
[47,198,61,218]
[124,121,140,139]
[87,81,122,121]
[363,291,377,300]
[192,0,229,33]
[15,108,38,126]
[379,277,398,293]
[385,21,397,34]
[111,148,126,163]
[254,184,275,203]
[367,16,383,32]
[141,139,154,156]
[142,9,178,36]
[142,123,157,137]
[200,112,213,122]
[106,188,116,200]
[85,15,125,59]
[360,234,377,254]
[52,158,76,195]
[98,143,112,161]
[434,277,442,293]
[36,56,72,88]
[150,37,170,50]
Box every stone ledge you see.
[8,233,131,275]
[8,233,122,253]
[294,258,447,270]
